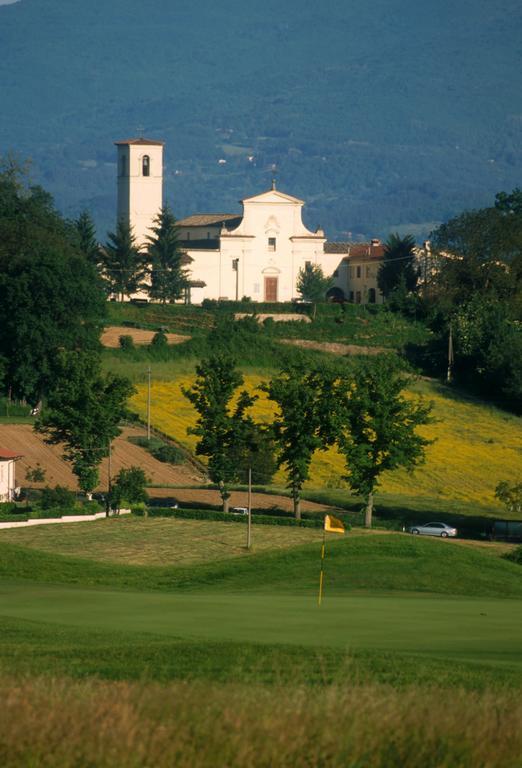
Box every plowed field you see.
[101,326,190,348]
[0,425,203,490]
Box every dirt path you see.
[0,424,204,490]
[279,339,389,355]
[147,487,331,513]
[101,326,190,348]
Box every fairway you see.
[2,582,521,667]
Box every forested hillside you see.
[1,0,521,239]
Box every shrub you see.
[119,334,135,350]
[151,331,168,349]
[39,485,76,511]
[133,506,327,529]
[0,502,18,517]
[504,546,522,565]
[151,443,185,464]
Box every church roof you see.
[325,241,385,260]
[114,138,164,146]
[177,213,242,228]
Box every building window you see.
[368,288,376,304]
[349,291,354,302]
[355,291,362,304]
[186,232,191,240]
[349,266,354,279]
[142,155,150,177]
[356,265,361,278]
[305,260,312,269]
[207,231,211,239]
[268,237,276,251]
[366,266,371,278]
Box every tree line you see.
[77,208,189,304]
[184,354,432,527]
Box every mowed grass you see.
[2,520,522,766]
[130,376,522,508]
[0,516,321,566]
[2,522,522,598]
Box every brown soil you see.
[235,313,311,323]
[146,487,331,513]
[279,338,389,356]
[101,326,190,348]
[0,424,204,491]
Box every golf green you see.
[1,582,521,666]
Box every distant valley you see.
[1,0,521,240]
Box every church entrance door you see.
[264,277,278,302]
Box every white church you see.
[115,137,385,305]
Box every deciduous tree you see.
[334,357,432,527]
[183,355,257,512]
[36,351,134,495]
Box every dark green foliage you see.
[25,464,46,483]
[39,485,76,512]
[101,220,146,301]
[183,355,257,510]
[75,210,100,265]
[150,330,168,349]
[233,426,277,485]
[377,233,418,299]
[36,351,135,493]
[0,163,106,403]
[296,263,333,303]
[110,467,149,510]
[133,507,322,528]
[129,435,185,465]
[332,357,432,527]
[146,207,188,303]
[119,334,135,350]
[261,366,338,518]
[504,546,522,565]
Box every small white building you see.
[0,449,23,503]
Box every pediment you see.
[242,189,304,205]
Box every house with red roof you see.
[0,449,23,502]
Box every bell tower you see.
[115,137,164,248]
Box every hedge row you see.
[133,506,332,529]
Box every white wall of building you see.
[0,459,17,502]
[116,140,164,248]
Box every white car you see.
[408,522,457,538]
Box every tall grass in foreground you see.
[1,676,520,768]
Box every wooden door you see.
[264,277,278,302]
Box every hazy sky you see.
[0,1,20,5]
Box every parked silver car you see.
[408,522,457,538]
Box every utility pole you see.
[447,322,454,384]
[106,440,113,517]
[246,466,252,550]
[232,258,239,301]
[147,365,151,441]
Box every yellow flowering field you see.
[130,377,522,506]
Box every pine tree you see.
[146,207,189,303]
[75,210,100,266]
[101,220,146,301]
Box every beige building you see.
[0,449,22,502]
[325,240,385,304]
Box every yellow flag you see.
[324,514,345,534]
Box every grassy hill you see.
[1,0,521,239]
[2,519,521,765]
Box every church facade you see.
[115,137,385,305]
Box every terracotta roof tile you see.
[177,213,242,228]
[0,449,23,460]
[114,138,164,146]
